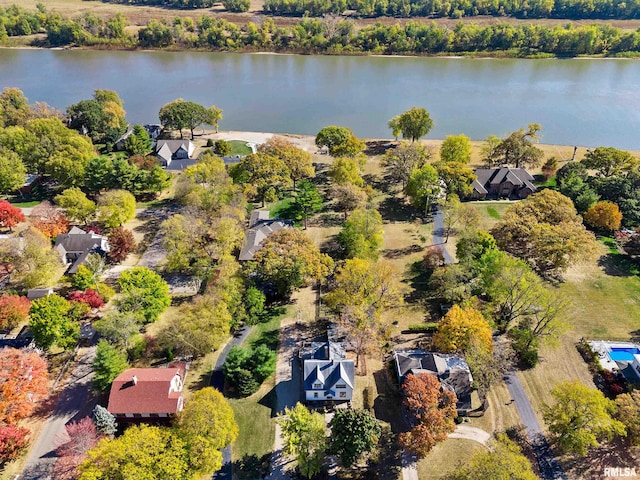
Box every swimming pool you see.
[609,347,640,362]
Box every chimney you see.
[324,345,329,359]
[132,375,138,386]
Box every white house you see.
[54,227,110,274]
[155,140,195,167]
[301,341,354,403]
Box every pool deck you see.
[588,340,640,382]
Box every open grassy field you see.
[417,438,485,480]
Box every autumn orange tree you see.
[583,201,623,232]
[0,348,48,424]
[0,200,25,232]
[30,201,69,238]
[0,295,30,331]
[0,425,30,463]
[399,373,457,457]
[433,305,493,354]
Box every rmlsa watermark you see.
[604,467,638,477]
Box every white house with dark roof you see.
[471,167,536,200]
[54,227,110,274]
[394,350,475,414]
[300,341,354,403]
[238,211,293,261]
[155,140,195,167]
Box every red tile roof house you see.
[107,363,187,423]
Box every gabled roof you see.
[238,211,293,261]
[303,359,355,392]
[394,350,474,411]
[108,364,186,416]
[473,167,536,195]
[300,341,346,361]
[54,228,109,255]
[155,140,195,156]
[156,143,173,164]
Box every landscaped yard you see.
[466,200,513,231]
[228,140,254,157]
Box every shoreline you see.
[0,45,636,61]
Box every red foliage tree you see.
[0,425,30,463]
[53,417,102,480]
[68,289,104,309]
[30,201,69,238]
[398,373,458,458]
[0,348,48,424]
[0,295,30,331]
[0,200,25,232]
[107,227,136,263]
[128,155,157,170]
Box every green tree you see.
[279,403,327,479]
[158,294,232,358]
[491,189,598,278]
[67,89,127,145]
[97,189,136,228]
[395,107,433,142]
[440,134,471,164]
[0,88,30,128]
[79,425,192,480]
[382,141,429,189]
[176,387,239,476]
[244,287,265,325]
[124,124,153,156]
[442,194,480,241]
[230,152,292,207]
[329,409,381,468]
[581,147,637,177]
[434,161,475,198]
[405,164,441,216]
[29,294,79,351]
[337,208,384,259]
[92,405,117,436]
[0,149,26,197]
[543,380,626,456]
[1,227,61,289]
[325,259,406,369]
[249,228,333,297]
[93,311,141,349]
[448,434,538,480]
[92,340,129,392]
[315,126,363,157]
[615,391,640,446]
[387,115,401,140]
[158,98,222,140]
[293,180,323,229]
[328,157,364,187]
[117,267,171,324]
[488,124,543,168]
[258,136,315,189]
[54,188,96,224]
[214,139,231,156]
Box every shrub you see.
[0,425,29,463]
[223,345,276,396]
[214,139,232,156]
[69,289,104,309]
[127,335,147,362]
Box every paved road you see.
[211,326,252,480]
[432,207,455,265]
[504,373,566,480]
[21,346,97,480]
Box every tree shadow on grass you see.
[597,253,640,277]
[378,196,416,223]
[560,437,639,480]
[233,453,272,480]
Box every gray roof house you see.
[238,211,293,261]
[394,350,474,413]
[155,140,195,167]
[144,124,162,141]
[54,227,110,274]
[300,341,355,403]
[471,167,536,200]
[114,126,134,151]
[27,288,54,300]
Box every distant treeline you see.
[3,6,640,57]
[264,0,640,19]
[92,0,640,18]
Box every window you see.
[339,392,346,398]
[150,413,159,418]
[314,392,319,398]
[336,384,346,388]
[133,413,142,418]
[314,383,322,389]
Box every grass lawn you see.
[417,438,485,479]
[8,199,41,208]
[269,197,298,223]
[466,201,513,230]
[228,140,253,157]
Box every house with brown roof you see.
[471,167,536,200]
[238,211,293,261]
[107,363,186,422]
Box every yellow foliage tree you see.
[433,305,493,353]
[583,201,622,232]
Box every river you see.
[1,48,639,149]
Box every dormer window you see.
[314,383,322,389]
